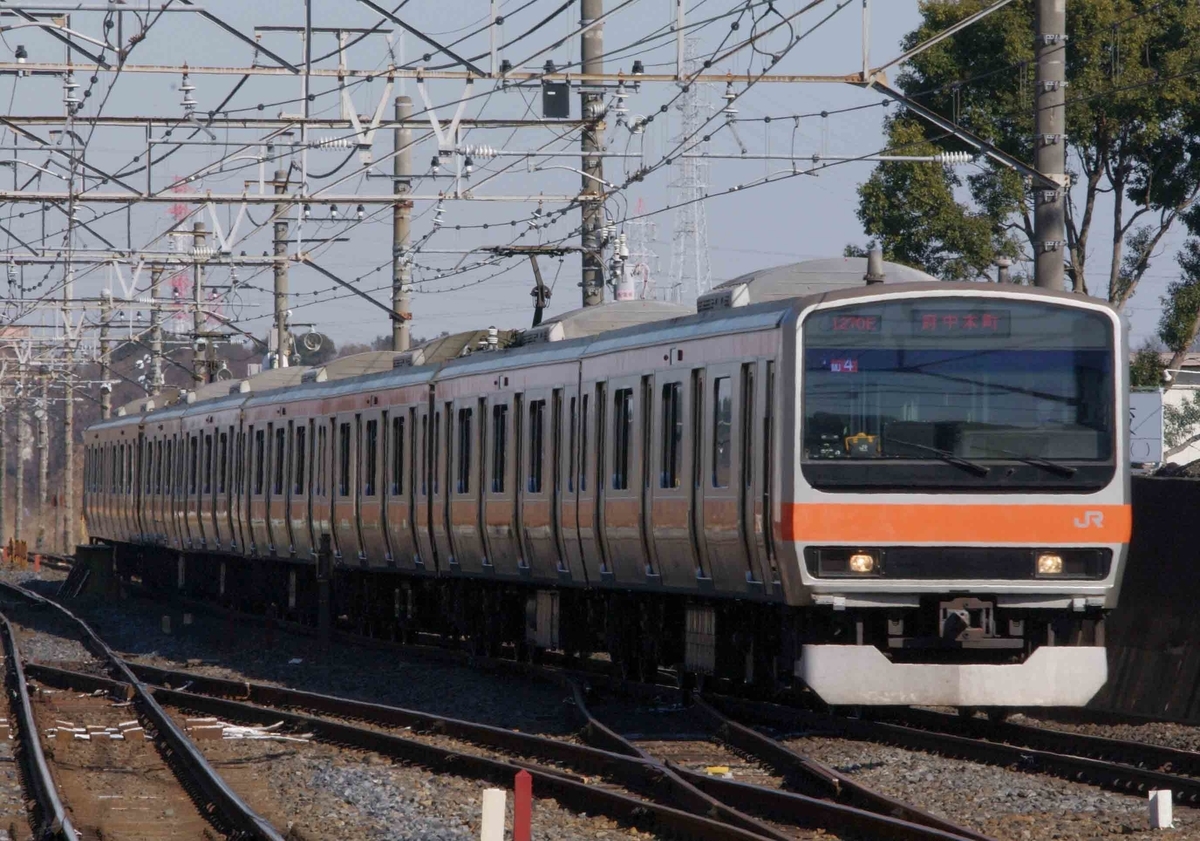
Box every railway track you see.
[0,581,286,841]
[63,658,992,841]
[712,694,1200,806]
[41,553,1200,835]
[2,568,997,841]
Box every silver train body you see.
[83,270,1129,707]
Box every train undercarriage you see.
[103,540,1108,707]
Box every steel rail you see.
[691,697,995,841]
[0,582,286,841]
[67,583,1001,841]
[884,707,1200,786]
[567,677,991,841]
[48,659,991,841]
[30,663,770,841]
[564,681,795,841]
[0,614,75,841]
[710,695,1200,804]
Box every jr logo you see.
[1074,510,1104,529]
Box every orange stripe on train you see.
[780,503,1132,544]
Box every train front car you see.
[787,284,1127,708]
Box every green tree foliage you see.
[1165,393,1200,456]
[1130,342,1166,388]
[852,0,1200,301]
[857,115,1017,279]
[1159,240,1200,370]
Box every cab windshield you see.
[801,296,1115,491]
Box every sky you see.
[0,0,1183,356]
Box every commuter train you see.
[82,258,1130,707]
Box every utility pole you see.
[0,399,6,547]
[393,96,413,351]
[192,221,209,383]
[15,360,26,543]
[1033,0,1066,290]
[36,370,48,550]
[272,168,289,368]
[99,294,112,419]
[580,0,606,307]
[149,266,164,397]
[62,284,75,555]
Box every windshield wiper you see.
[969,444,1078,477]
[884,438,990,477]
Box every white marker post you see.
[1150,789,1173,829]
[481,788,506,841]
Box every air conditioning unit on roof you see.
[696,283,750,312]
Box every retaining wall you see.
[1091,476,1200,719]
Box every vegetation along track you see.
[714,695,1200,805]
[0,580,286,841]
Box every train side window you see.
[204,434,214,495]
[742,364,755,489]
[456,408,472,494]
[391,415,405,495]
[253,428,265,495]
[491,404,508,493]
[364,419,379,497]
[713,376,732,488]
[338,422,351,497]
[568,397,577,493]
[420,414,428,496]
[165,440,174,495]
[156,441,164,493]
[432,411,441,495]
[764,360,777,564]
[661,382,683,489]
[218,432,228,494]
[612,388,633,490]
[580,394,589,492]
[528,400,545,493]
[188,436,198,495]
[273,427,286,495]
[126,444,134,494]
[316,425,328,496]
[294,425,307,495]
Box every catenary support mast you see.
[580,0,605,307]
[1033,0,1066,290]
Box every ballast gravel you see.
[788,734,1198,840]
[1013,710,1200,754]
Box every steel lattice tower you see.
[664,38,712,305]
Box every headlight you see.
[1036,553,1064,575]
[848,552,877,574]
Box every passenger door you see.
[557,386,587,583]
[332,414,361,561]
[413,400,437,570]
[449,400,485,574]
[384,409,419,570]
[701,365,755,591]
[520,390,559,580]
[602,377,648,586]
[358,410,390,566]
[482,396,521,575]
[651,371,700,590]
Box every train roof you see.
[90,262,1119,428]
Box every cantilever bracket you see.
[416,77,475,155]
[869,80,1059,189]
[340,76,395,163]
